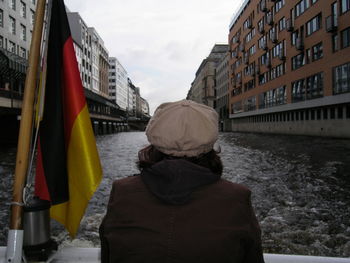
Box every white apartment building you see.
[108,57,128,110]
[67,12,92,90]
[67,12,109,98]
[88,27,99,93]
[0,0,36,60]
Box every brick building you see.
[228,0,350,137]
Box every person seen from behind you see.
[99,99,265,263]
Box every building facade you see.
[108,56,129,110]
[140,96,150,118]
[0,0,35,59]
[0,0,36,94]
[67,12,93,91]
[215,51,230,127]
[228,0,350,137]
[187,44,228,108]
[67,13,109,98]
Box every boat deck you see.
[1,247,350,263]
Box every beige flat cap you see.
[146,100,218,157]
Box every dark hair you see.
[138,145,223,175]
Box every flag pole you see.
[6,0,47,262]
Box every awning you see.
[0,48,27,80]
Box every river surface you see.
[1,132,350,257]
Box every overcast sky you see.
[66,0,244,114]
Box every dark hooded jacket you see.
[99,159,264,263]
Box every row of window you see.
[292,72,323,102]
[0,6,35,26]
[291,42,323,71]
[0,35,27,58]
[231,0,350,52]
[233,104,350,124]
[231,61,350,114]
[0,10,35,41]
[259,86,287,109]
[258,62,286,85]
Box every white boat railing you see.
[1,246,350,263]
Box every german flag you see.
[35,0,102,237]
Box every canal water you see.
[0,132,350,257]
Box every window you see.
[243,18,252,30]
[275,0,285,13]
[291,31,299,46]
[292,79,305,102]
[341,0,350,13]
[30,9,35,25]
[8,41,15,53]
[245,28,256,43]
[306,72,323,99]
[306,48,311,63]
[244,79,255,92]
[292,53,305,70]
[295,0,310,17]
[333,62,350,94]
[9,0,16,10]
[20,1,26,18]
[312,42,323,61]
[31,0,36,4]
[258,35,267,49]
[279,17,286,31]
[333,34,339,52]
[20,24,26,41]
[259,72,269,85]
[9,16,16,34]
[306,14,321,36]
[341,27,350,49]
[260,52,269,65]
[248,45,255,56]
[0,36,3,48]
[20,47,26,58]
[244,96,256,111]
[270,63,285,80]
[272,41,284,58]
[232,101,243,114]
[0,9,3,28]
[338,107,343,119]
[311,0,318,4]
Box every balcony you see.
[271,32,277,43]
[286,19,294,32]
[258,24,265,34]
[260,1,267,12]
[267,14,274,26]
[326,15,338,33]
[296,38,304,50]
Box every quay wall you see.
[226,119,350,138]
[224,103,350,138]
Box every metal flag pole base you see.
[22,198,57,262]
[5,229,23,263]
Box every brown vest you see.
[99,176,264,263]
